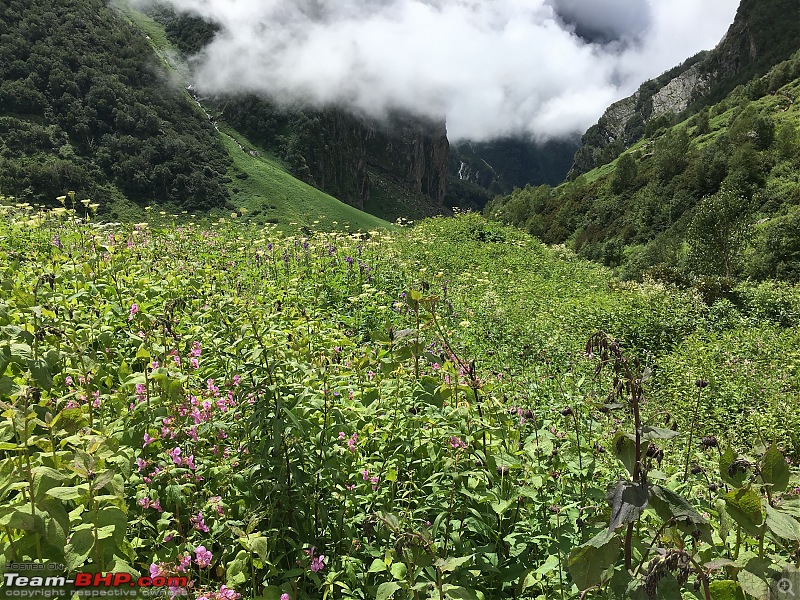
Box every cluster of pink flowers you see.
[129,302,139,321]
[305,547,326,573]
[449,436,467,450]
[137,497,163,512]
[194,546,213,568]
[338,431,358,452]
[191,511,209,533]
[197,586,240,600]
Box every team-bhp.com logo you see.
[2,563,187,598]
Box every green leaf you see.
[91,469,116,491]
[368,559,387,573]
[46,486,84,501]
[649,485,707,525]
[27,358,53,390]
[612,432,637,477]
[32,466,65,501]
[641,426,681,441]
[250,536,269,561]
[445,587,478,600]
[226,549,249,586]
[389,562,406,580]
[760,444,790,492]
[375,582,401,600]
[765,505,800,542]
[65,526,95,570]
[724,488,763,536]
[435,555,473,572]
[606,480,649,531]
[491,498,514,515]
[567,529,619,591]
[708,580,746,600]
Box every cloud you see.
[152,0,739,141]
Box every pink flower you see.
[281,594,290,600]
[195,545,213,568]
[310,555,326,573]
[190,358,199,370]
[169,447,182,465]
[129,303,139,321]
[217,586,240,600]
[143,433,158,447]
[150,562,165,579]
[190,341,202,358]
[177,553,191,573]
[449,436,467,449]
[135,383,147,403]
[191,512,209,533]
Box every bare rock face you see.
[650,64,712,118]
[568,0,799,177]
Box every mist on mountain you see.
[137,0,737,141]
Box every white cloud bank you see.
[150,0,740,141]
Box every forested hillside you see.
[0,0,232,213]
[487,49,800,285]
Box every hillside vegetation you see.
[0,0,230,213]
[487,50,800,285]
[1,201,798,599]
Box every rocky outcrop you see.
[650,64,711,117]
[569,0,799,177]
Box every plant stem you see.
[683,386,703,482]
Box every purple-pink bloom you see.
[169,447,182,465]
[129,303,139,321]
[195,545,213,568]
[191,512,209,533]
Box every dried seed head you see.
[559,406,574,417]
[695,379,709,389]
[700,436,718,449]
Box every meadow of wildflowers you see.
[0,198,798,599]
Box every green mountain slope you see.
[113,1,390,230]
[0,0,230,214]
[487,50,800,283]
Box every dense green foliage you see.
[487,51,800,283]
[1,202,798,599]
[0,0,230,212]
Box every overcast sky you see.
[150,0,740,141]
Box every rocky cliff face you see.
[222,98,449,215]
[365,115,450,207]
[569,0,799,177]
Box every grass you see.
[220,126,391,231]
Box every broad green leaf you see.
[765,505,800,542]
[611,432,636,477]
[567,529,619,591]
[389,562,406,580]
[27,358,53,390]
[606,480,649,531]
[724,488,763,536]
[641,426,681,441]
[46,486,84,501]
[250,536,269,561]
[65,526,95,570]
[760,444,790,492]
[369,559,387,573]
[435,555,473,572]
[226,549,249,586]
[708,580,746,600]
[375,582,401,600]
